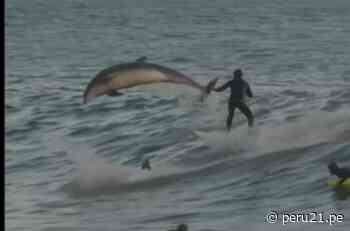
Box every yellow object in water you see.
[328,178,350,192]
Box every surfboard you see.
[328,179,350,192]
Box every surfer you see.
[141,158,151,171]
[328,161,350,186]
[213,69,254,130]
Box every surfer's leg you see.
[226,103,235,131]
[237,102,254,127]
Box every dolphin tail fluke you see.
[199,77,219,102]
[205,77,219,94]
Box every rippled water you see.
[5,0,350,230]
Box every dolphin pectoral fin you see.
[107,90,123,97]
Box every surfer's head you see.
[141,159,151,171]
[328,161,339,175]
[233,69,243,80]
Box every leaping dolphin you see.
[83,58,218,104]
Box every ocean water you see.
[5,0,350,230]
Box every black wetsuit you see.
[328,162,350,185]
[214,77,254,130]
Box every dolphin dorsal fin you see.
[141,158,151,171]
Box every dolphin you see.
[83,58,218,104]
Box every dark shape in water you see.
[141,158,151,171]
[135,56,147,62]
[168,224,188,231]
[328,161,350,186]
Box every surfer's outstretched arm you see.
[213,81,231,92]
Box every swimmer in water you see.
[213,69,254,131]
[328,161,350,186]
